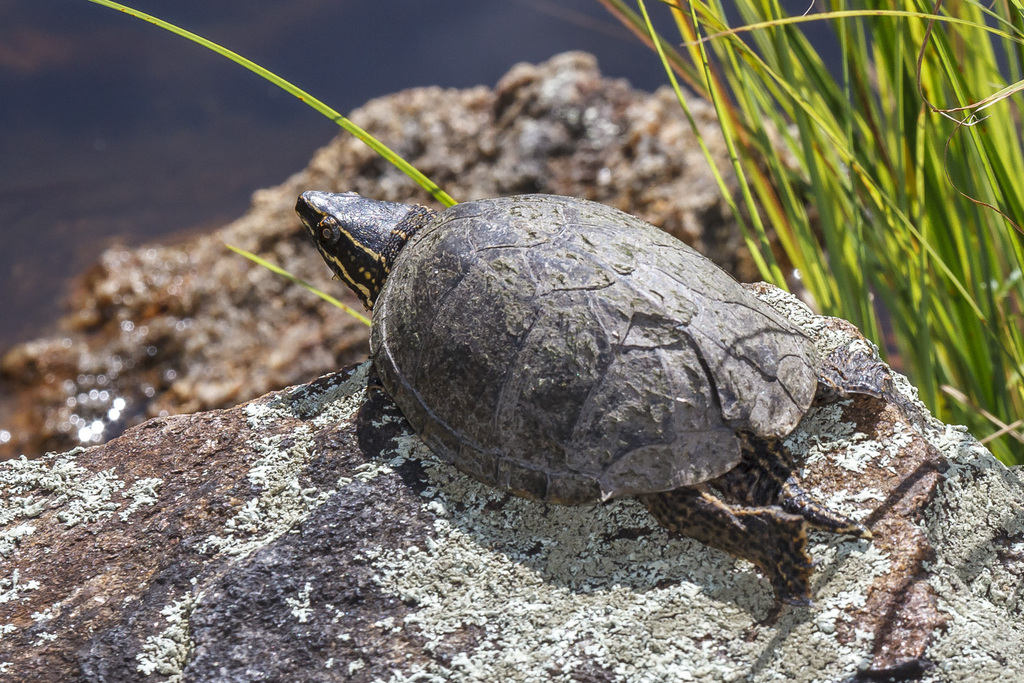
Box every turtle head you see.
[296,191,436,310]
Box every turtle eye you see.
[318,217,341,244]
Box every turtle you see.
[296,191,888,605]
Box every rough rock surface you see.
[1,286,1021,683]
[1,51,743,462]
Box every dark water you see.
[0,0,668,353]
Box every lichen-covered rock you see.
[1,51,742,462]
[0,287,1020,683]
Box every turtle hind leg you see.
[779,477,871,538]
[720,432,872,539]
[640,486,814,605]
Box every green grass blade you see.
[88,0,456,208]
[225,244,371,327]
[636,0,783,284]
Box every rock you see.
[1,51,744,462]
[0,285,1021,682]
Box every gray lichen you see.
[0,446,164,534]
[136,591,203,680]
[923,432,1024,682]
[0,569,39,605]
[200,365,371,558]
[366,437,890,683]
[119,478,164,521]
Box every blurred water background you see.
[0,0,669,352]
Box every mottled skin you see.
[296,191,876,605]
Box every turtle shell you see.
[370,195,818,504]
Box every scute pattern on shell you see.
[370,195,818,504]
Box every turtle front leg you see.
[640,486,814,605]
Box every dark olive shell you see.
[370,195,818,504]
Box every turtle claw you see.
[780,593,814,608]
[843,521,873,539]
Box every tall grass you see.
[600,0,1024,464]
